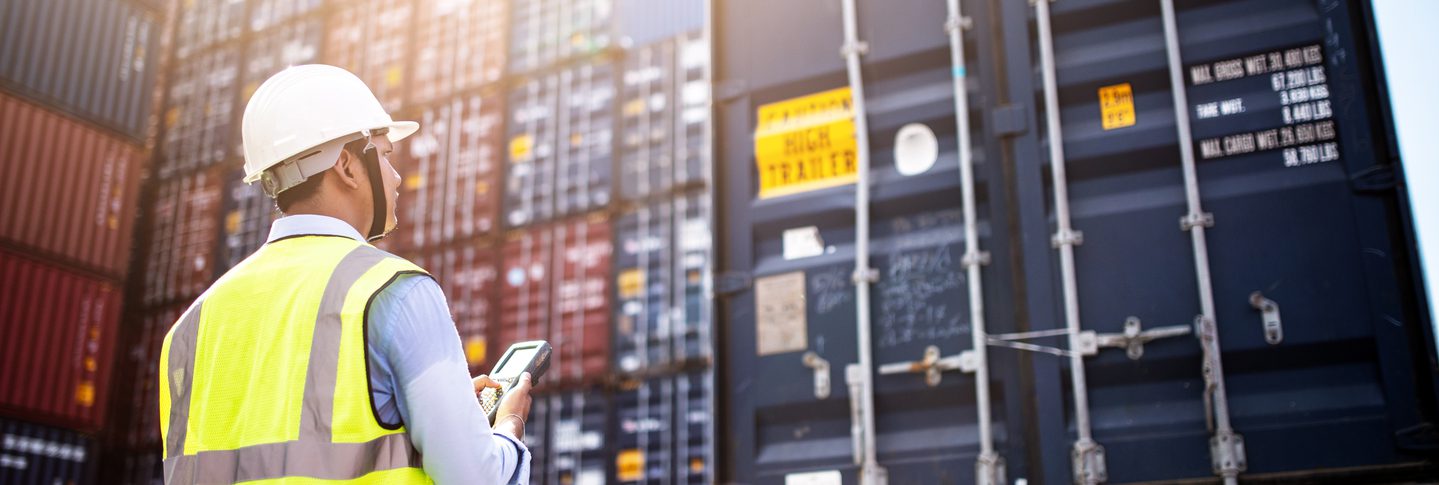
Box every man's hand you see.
[484,373,533,440]
[473,375,503,393]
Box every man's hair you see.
[274,136,373,214]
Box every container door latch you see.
[878,345,976,387]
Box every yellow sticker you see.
[690,457,705,474]
[618,268,645,299]
[1098,83,1136,130]
[405,175,425,191]
[75,381,95,407]
[385,65,403,87]
[753,87,858,199]
[225,211,241,234]
[623,99,646,117]
[464,337,487,367]
[509,135,533,162]
[616,449,645,482]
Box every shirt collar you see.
[265,214,366,243]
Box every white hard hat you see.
[241,64,418,194]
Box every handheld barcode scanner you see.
[480,340,552,424]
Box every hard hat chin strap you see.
[358,131,390,242]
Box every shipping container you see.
[159,45,240,179]
[674,370,712,485]
[0,418,97,485]
[506,61,616,228]
[116,305,185,450]
[618,31,708,201]
[0,251,121,432]
[505,72,560,227]
[248,0,323,33]
[0,93,145,278]
[613,0,704,49]
[218,169,276,271]
[115,450,162,485]
[551,213,614,385]
[410,0,507,107]
[174,0,245,60]
[508,0,613,75]
[499,227,553,354]
[524,394,550,485]
[392,93,505,252]
[556,60,616,217]
[241,15,325,106]
[613,371,715,485]
[714,0,1438,483]
[0,0,162,141]
[411,243,501,375]
[544,389,611,485]
[323,0,414,114]
[613,192,712,374]
[141,167,223,307]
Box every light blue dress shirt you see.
[265,215,529,484]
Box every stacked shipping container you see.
[0,0,165,480]
[114,1,713,484]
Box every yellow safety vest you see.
[159,235,433,484]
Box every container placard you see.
[754,88,858,199]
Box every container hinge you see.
[802,351,832,399]
[944,14,974,33]
[976,451,1005,485]
[961,250,991,269]
[1349,164,1397,193]
[1051,229,1083,248]
[1180,211,1214,231]
[1210,430,1247,477]
[1195,315,1219,432]
[1071,438,1106,484]
[852,268,880,284]
[714,271,751,296]
[878,345,974,386]
[845,364,867,465]
[840,40,870,58]
[990,105,1028,137]
[1249,291,1282,345]
[1091,317,1193,360]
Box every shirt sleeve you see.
[366,275,530,485]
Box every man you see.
[159,64,533,484]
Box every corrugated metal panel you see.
[499,227,552,355]
[505,73,560,227]
[544,389,611,485]
[613,192,711,374]
[323,0,414,113]
[618,31,708,201]
[0,251,122,432]
[117,305,185,450]
[674,370,712,485]
[393,93,504,251]
[424,244,500,375]
[556,61,615,217]
[174,0,245,60]
[614,0,703,49]
[523,395,550,485]
[0,0,161,140]
[241,15,324,105]
[715,0,1437,482]
[0,418,98,484]
[219,170,275,271]
[615,377,673,484]
[508,0,613,74]
[410,0,506,107]
[141,168,223,307]
[159,45,240,179]
[248,0,323,33]
[551,213,613,385]
[0,92,144,278]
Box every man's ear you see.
[333,148,364,190]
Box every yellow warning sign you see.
[1098,83,1136,130]
[509,135,534,162]
[754,87,858,199]
[616,449,645,482]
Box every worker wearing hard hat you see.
[157,65,533,484]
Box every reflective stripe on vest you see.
[159,237,432,484]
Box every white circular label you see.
[894,123,939,176]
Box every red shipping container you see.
[549,213,612,384]
[393,93,504,252]
[0,249,122,432]
[324,0,415,114]
[411,0,507,106]
[498,227,552,363]
[141,167,224,307]
[0,93,144,278]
